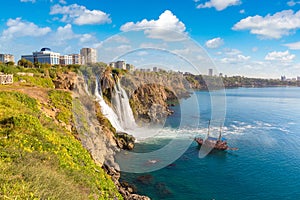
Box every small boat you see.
[195,121,238,151]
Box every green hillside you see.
[0,63,122,199]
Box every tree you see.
[6,61,15,66]
[18,58,33,68]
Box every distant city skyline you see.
[0,0,300,78]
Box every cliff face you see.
[130,83,175,123]
[120,71,191,124]
[73,75,118,167]
[73,74,150,200]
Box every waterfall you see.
[112,80,137,130]
[83,76,90,95]
[95,77,125,132]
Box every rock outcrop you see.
[115,132,135,150]
[53,71,77,90]
[130,83,176,124]
[120,71,191,124]
[103,165,151,200]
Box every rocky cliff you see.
[73,74,149,200]
[120,71,191,124]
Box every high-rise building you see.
[22,48,60,65]
[208,68,213,76]
[0,54,15,63]
[70,54,81,65]
[281,76,286,81]
[80,48,97,64]
[116,61,126,70]
[126,63,135,71]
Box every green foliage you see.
[15,76,55,88]
[0,91,122,199]
[48,90,72,124]
[112,68,127,77]
[18,58,34,68]
[0,64,21,74]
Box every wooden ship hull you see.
[195,138,229,151]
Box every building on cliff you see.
[21,48,82,66]
[80,48,97,64]
[208,68,213,76]
[0,54,14,63]
[22,48,60,65]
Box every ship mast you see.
[218,124,222,141]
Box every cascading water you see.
[94,77,125,132]
[112,80,137,130]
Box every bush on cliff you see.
[0,91,122,199]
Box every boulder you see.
[116,132,135,150]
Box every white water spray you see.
[112,80,137,130]
[94,77,125,132]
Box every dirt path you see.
[0,84,50,104]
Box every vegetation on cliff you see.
[184,73,300,89]
[0,63,122,199]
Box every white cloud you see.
[108,35,130,43]
[233,10,300,39]
[79,33,95,43]
[205,37,224,48]
[196,0,241,11]
[55,24,78,41]
[287,0,300,6]
[104,45,132,56]
[223,48,241,55]
[1,18,51,40]
[50,4,111,25]
[221,54,250,64]
[59,0,67,4]
[137,51,149,56]
[50,24,96,46]
[20,0,36,3]
[240,9,245,14]
[120,10,187,41]
[140,42,168,49]
[218,48,250,64]
[283,41,300,50]
[265,50,295,62]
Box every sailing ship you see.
[195,121,238,151]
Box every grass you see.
[0,91,122,199]
[48,90,73,124]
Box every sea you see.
[119,87,300,200]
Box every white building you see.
[0,54,14,63]
[60,55,73,65]
[70,54,81,65]
[80,48,97,64]
[109,62,116,68]
[126,63,135,71]
[109,61,126,70]
[22,48,60,65]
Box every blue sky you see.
[0,0,300,78]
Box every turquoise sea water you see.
[121,87,300,200]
